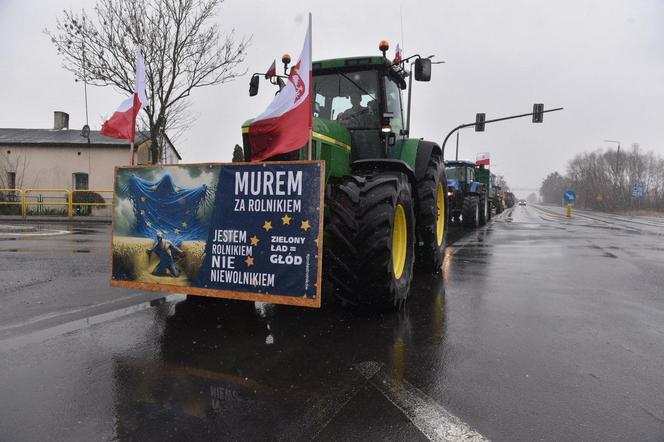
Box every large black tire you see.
[325,171,416,309]
[462,196,480,228]
[415,151,449,273]
[479,196,489,225]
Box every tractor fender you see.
[414,141,442,181]
[352,159,416,186]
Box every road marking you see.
[0,228,71,237]
[0,294,185,352]
[278,361,488,442]
[357,362,489,442]
[276,363,379,441]
[0,292,161,333]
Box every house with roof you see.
[0,111,180,192]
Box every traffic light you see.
[532,103,544,123]
[475,113,485,132]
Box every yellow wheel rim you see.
[392,204,407,279]
[436,183,445,246]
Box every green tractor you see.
[444,160,488,227]
[241,43,448,309]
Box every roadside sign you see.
[563,190,576,204]
[632,180,645,199]
[110,161,325,308]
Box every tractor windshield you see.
[446,167,461,180]
[313,70,380,130]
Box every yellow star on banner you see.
[245,256,254,267]
[145,221,152,227]
[174,186,180,193]
[263,220,273,232]
[151,185,157,191]
[182,221,188,228]
[300,220,311,231]
[281,214,292,225]
[250,235,260,246]
[174,228,180,234]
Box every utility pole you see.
[455,131,459,160]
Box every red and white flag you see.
[101,46,149,141]
[264,59,277,79]
[393,43,402,64]
[476,152,490,166]
[248,14,312,162]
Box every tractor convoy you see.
[242,41,511,310]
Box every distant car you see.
[518,200,527,206]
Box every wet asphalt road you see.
[0,206,663,441]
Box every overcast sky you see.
[1,0,663,196]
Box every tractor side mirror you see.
[414,58,431,82]
[249,76,260,96]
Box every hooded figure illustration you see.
[147,232,184,277]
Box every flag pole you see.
[307,130,313,160]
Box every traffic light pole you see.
[441,107,564,160]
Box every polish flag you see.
[393,43,402,64]
[476,152,490,166]
[248,14,312,162]
[101,46,149,142]
[264,60,277,79]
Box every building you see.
[0,111,180,192]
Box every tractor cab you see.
[445,160,477,193]
[311,56,407,161]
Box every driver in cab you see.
[337,92,374,127]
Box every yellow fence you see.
[0,188,113,220]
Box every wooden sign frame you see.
[110,160,325,308]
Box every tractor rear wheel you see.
[415,152,448,273]
[325,171,415,309]
[462,196,480,228]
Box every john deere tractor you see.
[445,160,488,228]
[241,42,448,309]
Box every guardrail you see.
[0,189,24,217]
[0,188,113,220]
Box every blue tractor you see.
[444,160,488,228]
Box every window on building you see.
[73,172,89,190]
[7,172,16,189]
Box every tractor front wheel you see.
[325,171,415,309]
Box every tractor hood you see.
[447,179,461,190]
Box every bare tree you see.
[46,0,249,163]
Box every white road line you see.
[0,294,185,352]
[276,364,378,441]
[0,229,71,237]
[356,361,489,442]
